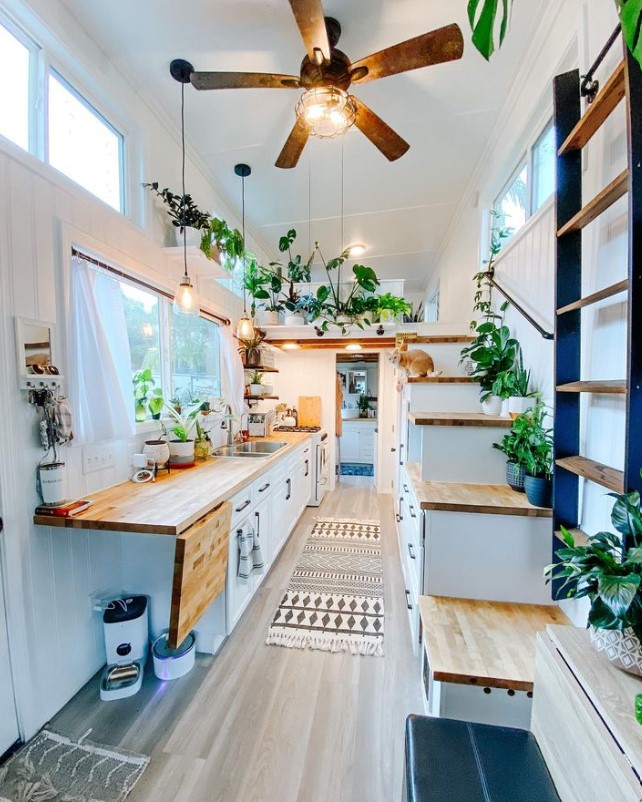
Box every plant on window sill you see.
[132,368,164,422]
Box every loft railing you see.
[485,269,554,340]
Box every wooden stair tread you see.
[404,465,552,517]
[246,395,279,400]
[556,455,624,492]
[557,169,629,237]
[243,366,279,373]
[556,279,629,314]
[398,335,475,344]
[408,411,513,427]
[418,596,570,691]
[405,376,478,384]
[556,380,627,394]
[554,527,590,547]
[558,61,626,155]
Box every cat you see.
[389,348,442,386]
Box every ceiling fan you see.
[171,0,464,169]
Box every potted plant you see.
[249,370,263,396]
[143,182,210,246]
[249,263,283,326]
[492,410,532,491]
[271,229,313,325]
[358,394,371,419]
[545,480,642,676]
[504,350,536,418]
[200,215,245,269]
[132,368,163,422]
[521,402,553,508]
[237,327,267,367]
[162,400,203,466]
[375,292,412,323]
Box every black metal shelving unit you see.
[553,41,642,560]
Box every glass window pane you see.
[171,310,221,404]
[532,122,555,210]
[495,163,528,239]
[48,72,123,211]
[120,282,162,421]
[0,23,30,150]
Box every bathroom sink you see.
[212,441,287,458]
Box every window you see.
[532,122,555,212]
[48,71,123,211]
[495,162,528,236]
[0,20,33,151]
[171,309,221,401]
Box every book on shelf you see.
[35,500,93,518]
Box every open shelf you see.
[556,279,629,314]
[558,61,626,155]
[405,376,478,384]
[554,527,590,548]
[245,395,279,401]
[557,169,629,237]
[243,366,279,373]
[408,411,513,427]
[399,335,475,344]
[556,380,627,394]
[555,456,624,493]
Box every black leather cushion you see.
[405,715,560,802]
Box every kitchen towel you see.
[237,522,264,582]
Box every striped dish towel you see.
[237,522,264,582]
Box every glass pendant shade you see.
[236,313,255,340]
[174,275,199,316]
[296,86,357,138]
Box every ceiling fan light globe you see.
[296,86,356,139]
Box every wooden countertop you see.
[408,411,513,427]
[341,417,377,424]
[419,596,570,692]
[405,463,552,518]
[34,432,311,536]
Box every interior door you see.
[372,425,379,489]
[0,523,19,753]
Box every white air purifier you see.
[100,595,149,701]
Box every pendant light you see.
[170,59,199,317]
[235,162,255,340]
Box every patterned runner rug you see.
[266,517,384,656]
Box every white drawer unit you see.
[341,420,375,464]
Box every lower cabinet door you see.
[226,512,257,633]
[252,495,272,591]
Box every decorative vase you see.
[194,438,212,461]
[244,349,262,367]
[508,396,535,419]
[283,313,305,326]
[168,439,195,467]
[250,384,263,396]
[262,383,273,395]
[256,310,280,326]
[481,395,502,416]
[143,439,170,468]
[506,461,526,492]
[524,474,552,508]
[589,626,642,677]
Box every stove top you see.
[273,425,321,433]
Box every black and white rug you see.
[266,518,384,656]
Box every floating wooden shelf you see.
[245,395,279,400]
[556,279,629,314]
[405,376,478,384]
[554,527,590,547]
[555,456,624,493]
[556,380,627,394]
[557,169,629,237]
[558,61,626,155]
[398,335,475,344]
[243,366,279,373]
[408,411,513,427]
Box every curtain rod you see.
[71,247,230,326]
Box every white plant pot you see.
[590,626,642,677]
[256,310,280,326]
[250,384,263,395]
[508,396,536,419]
[262,383,273,395]
[481,395,502,416]
[168,439,195,465]
[174,227,202,248]
[283,313,305,327]
[335,315,352,326]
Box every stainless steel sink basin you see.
[212,441,287,458]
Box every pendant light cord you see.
[181,81,188,280]
[339,138,345,305]
[241,173,247,316]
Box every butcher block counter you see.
[33,432,311,536]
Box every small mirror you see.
[15,317,62,389]
[348,370,367,395]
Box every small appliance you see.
[152,631,196,680]
[100,596,149,701]
[248,411,275,437]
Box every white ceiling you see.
[59,0,543,291]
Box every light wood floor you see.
[52,477,423,802]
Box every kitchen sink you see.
[212,441,287,458]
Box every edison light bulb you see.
[174,276,199,316]
[236,314,255,340]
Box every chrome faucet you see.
[224,404,234,447]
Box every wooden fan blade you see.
[275,119,310,169]
[191,72,300,90]
[288,0,331,64]
[353,97,409,162]
[350,23,464,84]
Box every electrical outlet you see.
[83,444,116,474]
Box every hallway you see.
[51,478,422,802]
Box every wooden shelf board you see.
[408,411,513,428]
[556,279,629,314]
[243,366,279,373]
[246,395,279,400]
[398,335,475,344]
[557,169,629,237]
[556,456,624,493]
[556,380,627,394]
[405,376,478,384]
[554,527,590,548]
[418,596,570,692]
[558,61,626,155]
[404,464,552,518]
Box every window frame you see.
[530,119,555,214]
[0,12,40,155]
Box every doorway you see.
[336,353,379,487]
[0,509,20,755]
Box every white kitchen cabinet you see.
[252,493,272,590]
[341,421,375,463]
[226,509,257,633]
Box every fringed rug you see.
[266,517,384,656]
[0,728,149,802]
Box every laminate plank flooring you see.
[51,477,422,802]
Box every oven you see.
[309,431,329,506]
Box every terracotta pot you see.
[590,626,642,677]
[506,461,526,492]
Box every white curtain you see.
[219,323,245,417]
[68,256,136,443]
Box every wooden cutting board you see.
[298,396,322,428]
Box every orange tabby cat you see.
[389,348,442,385]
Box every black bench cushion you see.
[405,715,560,802]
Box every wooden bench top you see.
[418,596,570,692]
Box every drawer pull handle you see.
[408,544,416,560]
[258,482,270,493]
[405,590,413,610]
[305,459,309,477]
[235,499,251,513]
[409,505,417,519]
[286,478,291,501]
[403,484,409,493]
[396,514,401,523]
[255,511,260,536]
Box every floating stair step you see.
[558,61,626,155]
[557,169,629,237]
[405,376,478,384]
[556,380,627,394]
[555,456,624,493]
[399,335,475,344]
[408,411,513,427]
[554,527,590,547]
[557,279,629,314]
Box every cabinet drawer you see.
[230,487,254,527]
[169,501,232,649]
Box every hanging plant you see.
[200,216,246,269]
[143,182,210,233]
